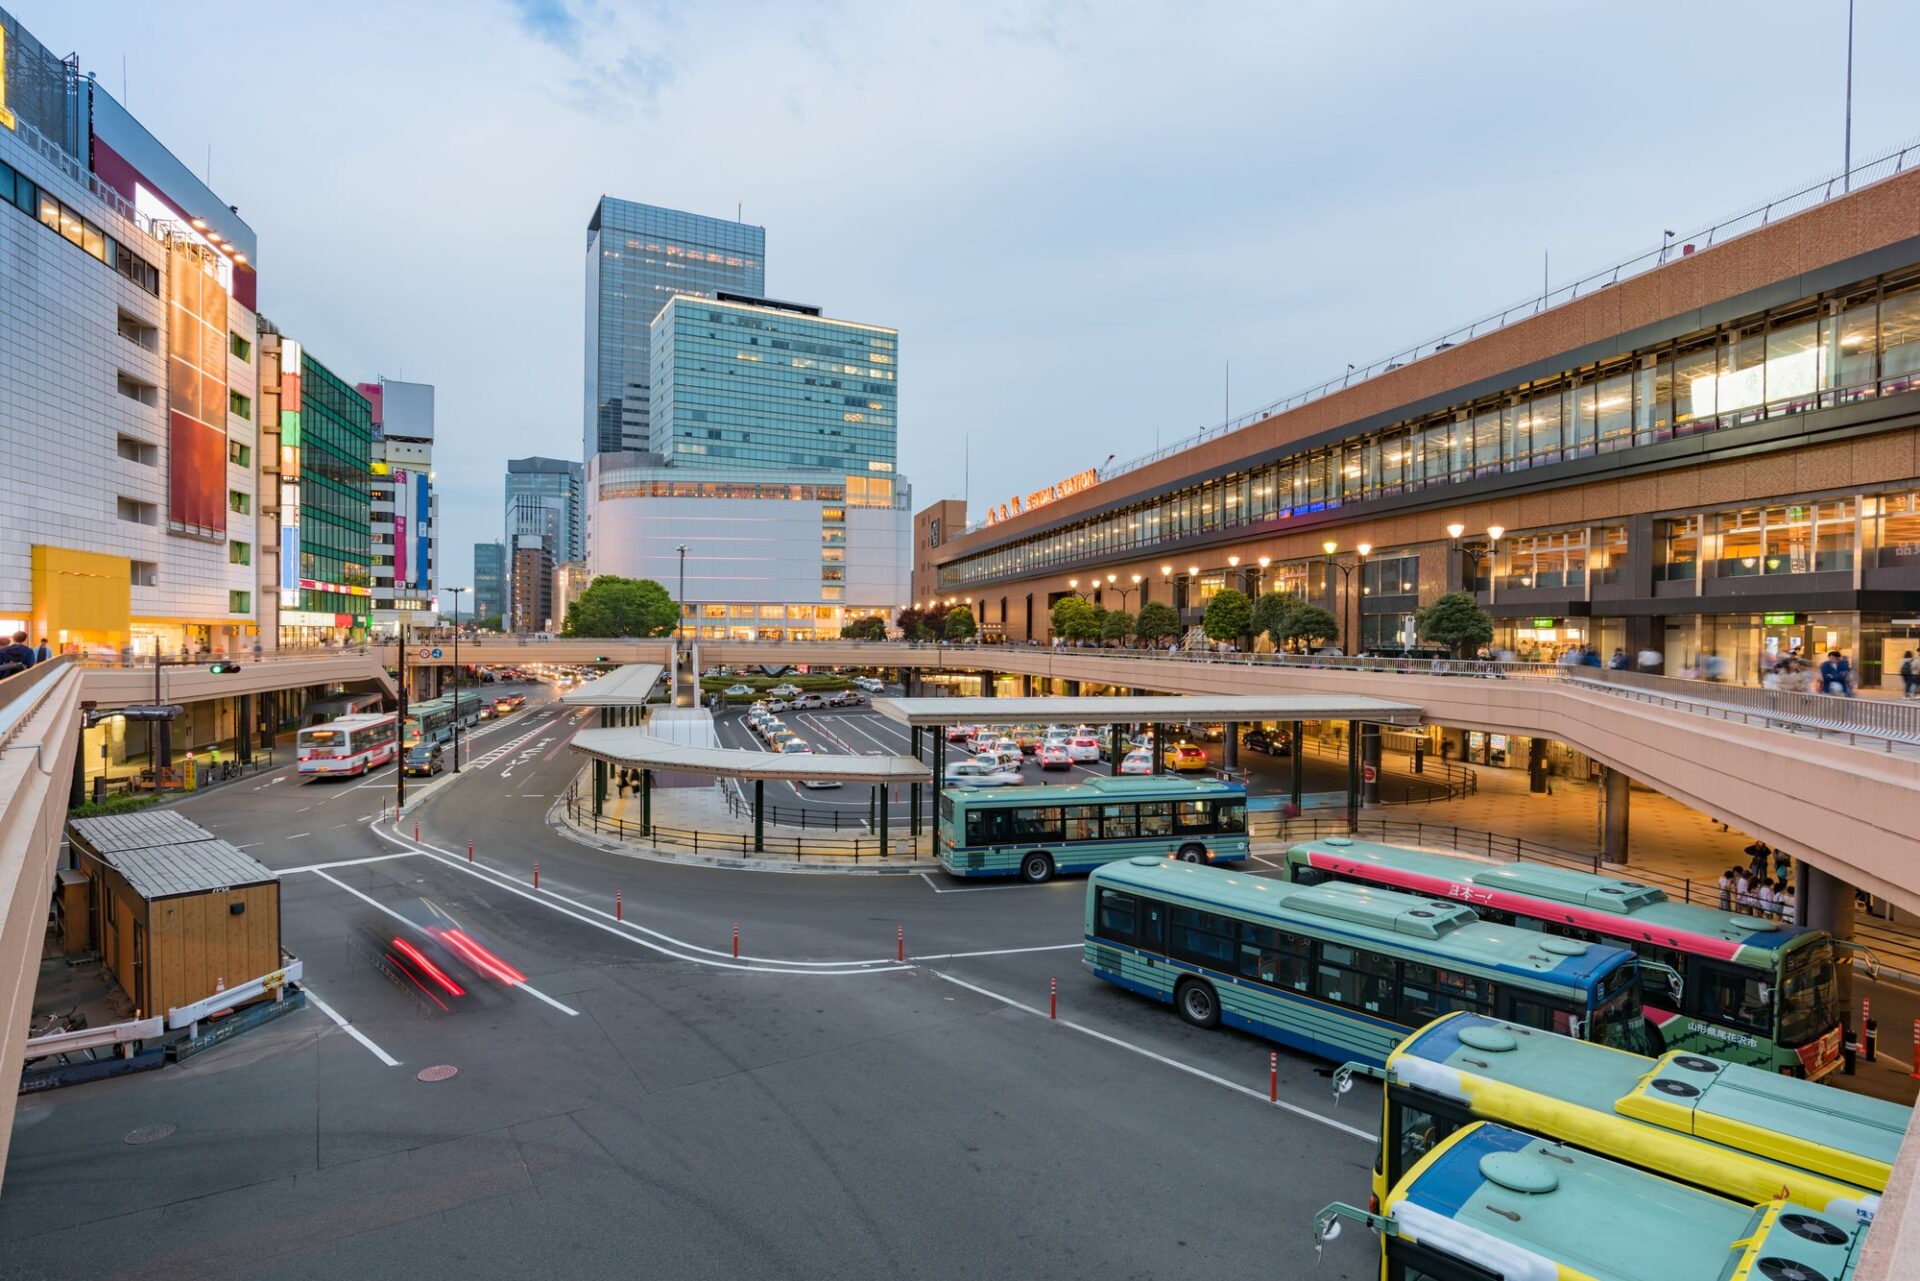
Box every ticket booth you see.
[67,812,282,1019]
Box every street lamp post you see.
[1106,572,1141,613]
[396,618,408,812]
[1253,555,1271,596]
[1445,522,1502,596]
[1322,541,1371,654]
[445,586,467,772]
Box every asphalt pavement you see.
[1,682,1380,1280]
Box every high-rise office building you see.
[360,378,437,634]
[649,293,900,479]
[504,457,584,564]
[583,198,764,460]
[473,541,506,624]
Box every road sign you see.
[430,648,444,659]
[418,648,432,658]
[1362,765,1377,783]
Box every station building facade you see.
[918,165,1920,689]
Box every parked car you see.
[768,683,803,698]
[850,676,885,693]
[765,698,791,713]
[403,742,445,777]
[1036,744,1072,771]
[944,760,1024,787]
[827,690,865,707]
[970,731,1008,754]
[792,693,826,710]
[1065,735,1102,762]
[768,729,802,751]
[1166,743,1211,773]
[723,684,756,698]
[1242,727,1291,756]
[1119,749,1154,775]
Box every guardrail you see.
[165,961,302,1037]
[569,794,929,862]
[1567,668,1920,749]
[22,1016,164,1064]
[0,655,78,750]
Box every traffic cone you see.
[212,976,234,1019]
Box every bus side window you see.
[1095,889,1136,944]
[1217,802,1247,833]
[1505,993,1576,1036]
[1062,806,1099,842]
[1139,802,1172,837]
[1171,907,1236,967]
[1174,801,1212,832]
[965,808,1008,846]
[1100,804,1138,838]
[1137,901,1165,953]
[1690,964,1770,1035]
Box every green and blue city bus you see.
[402,690,487,748]
[937,776,1248,882]
[1083,859,1645,1068]
[1285,837,1846,1078]
[1315,1121,1870,1281]
[1342,1011,1906,1226]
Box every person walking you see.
[1902,650,1918,699]
[1717,867,1734,912]
[1607,648,1629,670]
[1783,882,1797,925]
[1756,879,1776,921]
[1773,847,1792,885]
[0,631,35,674]
[1744,840,1771,883]
[33,637,51,663]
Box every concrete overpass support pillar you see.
[1290,721,1304,814]
[1021,674,1032,697]
[1345,719,1361,833]
[1601,767,1630,866]
[753,779,765,853]
[980,672,995,698]
[879,785,890,860]
[1152,725,1167,774]
[1527,737,1549,794]
[1110,725,1123,776]
[1361,724,1381,805]
[1223,724,1239,772]
[640,769,652,835]
[238,693,254,765]
[1801,863,1857,1009]
[1064,679,1080,697]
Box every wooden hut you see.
[67,812,282,1019]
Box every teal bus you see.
[1084,859,1645,1068]
[1342,1011,1904,1227]
[937,776,1247,883]
[402,690,486,748]
[1284,837,1846,1079]
[1315,1121,1871,1281]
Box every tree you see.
[1279,603,1341,652]
[1202,589,1253,647]
[1416,591,1495,657]
[1100,608,1137,645]
[1250,591,1299,648]
[842,616,887,641]
[561,575,679,638]
[1050,595,1101,642]
[896,608,938,642]
[1135,601,1181,647]
[943,605,978,641]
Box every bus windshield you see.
[1777,942,1839,1047]
[1593,981,1649,1054]
[300,730,341,747]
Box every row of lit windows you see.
[0,153,160,293]
[940,267,1920,590]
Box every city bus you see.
[296,713,399,778]
[401,691,486,749]
[1084,859,1645,1068]
[938,776,1248,883]
[1340,1010,1906,1226]
[1284,836,1846,1078]
[1314,1121,1871,1281]
[299,692,384,729]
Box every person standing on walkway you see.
[1717,867,1734,912]
[33,637,51,663]
[1734,869,1753,914]
[1756,879,1776,920]
[1773,847,1792,885]
[0,631,34,674]
[1783,882,1797,925]
[1902,650,1918,699]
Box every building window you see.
[130,561,158,587]
[229,390,252,420]
[1591,525,1629,585]
[1361,554,1419,597]
[229,590,251,614]
[229,490,250,515]
[1500,532,1586,591]
[116,435,157,465]
[1656,516,1701,581]
[228,441,251,467]
[116,497,157,525]
[117,310,158,351]
[230,542,251,566]
[117,372,158,406]
[1869,490,1920,568]
[230,332,252,361]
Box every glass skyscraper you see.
[584,198,765,460]
[503,457,584,563]
[649,295,899,483]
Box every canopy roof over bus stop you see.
[560,664,664,708]
[569,728,929,784]
[870,694,1424,728]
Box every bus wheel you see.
[1175,978,1219,1029]
[1020,852,1054,884]
[1177,844,1206,863]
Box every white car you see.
[827,690,865,707]
[851,676,885,693]
[1066,736,1103,762]
[944,760,1024,787]
[974,747,1024,771]
[792,693,826,710]
[768,683,803,698]
[765,698,791,713]
[1119,749,1154,775]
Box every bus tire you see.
[1020,852,1054,884]
[1177,844,1206,863]
[1175,978,1220,1029]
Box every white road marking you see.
[1251,855,1282,869]
[931,970,1374,1141]
[912,943,1083,960]
[919,872,1030,895]
[303,986,400,1067]
[282,850,420,875]
[310,868,581,1016]
[287,832,311,840]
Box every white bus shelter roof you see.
[871,694,1423,727]
[570,729,930,784]
[559,664,664,707]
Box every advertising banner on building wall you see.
[392,470,409,588]
[413,469,431,590]
[277,341,304,605]
[166,239,228,538]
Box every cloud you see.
[505,0,581,49]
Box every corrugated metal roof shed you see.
[69,814,279,900]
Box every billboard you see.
[391,469,409,588]
[0,8,84,155]
[166,239,228,538]
[414,469,431,590]
[277,340,303,606]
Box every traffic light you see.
[208,661,243,674]
[596,656,610,663]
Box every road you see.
[1,683,1380,1280]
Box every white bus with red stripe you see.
[297,713,400,778]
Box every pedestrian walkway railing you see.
[1258,815,1604,871]
[0,655,78,751]
[1567,668,1920,749]
[566,792,930,862]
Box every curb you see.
[544,796,938,875]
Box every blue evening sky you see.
[22,1,1919,588]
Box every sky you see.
[21,1,1920,593]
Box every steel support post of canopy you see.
[641,768,652,835]
[1346,720,1361,833]
[754,778,765,852]
[1291,720,1304,810]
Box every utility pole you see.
[446,587,467,772]
[396,621,408,810]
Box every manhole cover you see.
[417,1064,458,1082]
[123,1123,176,1145]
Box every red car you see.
[945,724,975,743]
[1037,744,1072,771]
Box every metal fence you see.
[567,793,928,862]
[1567,668,1920,748]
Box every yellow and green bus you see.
[1285,837,1846,1079]
[1315,1120,1871,1281]
[1084,859,1645,1068]
[1340,1011,1907,1227]
[937,776,1248,882]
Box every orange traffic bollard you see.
[733,923,739,958]
[616,890,623,921]
[1050,977,1057,1020]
